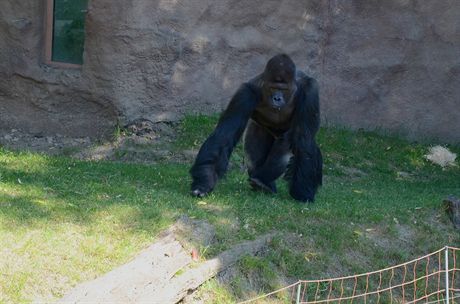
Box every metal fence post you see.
[296,282,302,304]
[445,247,450,304]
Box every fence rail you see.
[240,246,460,304]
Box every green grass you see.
[1,115,459,303]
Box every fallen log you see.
[136,233,275,303]
[57,216,274,304]
[58,231,192,304]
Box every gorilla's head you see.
[262,54,297,110]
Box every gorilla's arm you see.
[190,83,260,196]
[286,77,323,202]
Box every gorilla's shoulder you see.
[296,72,318,90]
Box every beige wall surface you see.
[0,0,459,142]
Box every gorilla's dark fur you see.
[190,54,322,202]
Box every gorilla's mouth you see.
[271,105,282,111]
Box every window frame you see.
[44,0,86,68]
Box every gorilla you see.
[189,54,322,202]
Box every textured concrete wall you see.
[0,2,117,138]
[0,0,459,142]
[321,1,460,142]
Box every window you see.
[45,0,88,67]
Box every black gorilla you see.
[190,54,322,202]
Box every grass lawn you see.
[0,115,459,303]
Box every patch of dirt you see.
[0,128,93,155]
[172,215,216,251]
[0,120,197,164]
[363,224,415,252]
[336,164,368,179]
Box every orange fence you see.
[240,246,460,304]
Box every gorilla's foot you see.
[191,189,208,198]
[249,178,277,194]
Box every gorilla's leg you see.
[244,120,274,176]
[250,135,291,193]
[244,120,291,193]
[244,120,275,192]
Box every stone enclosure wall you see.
[0,0,459,142]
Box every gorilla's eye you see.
[270,88,287,95]
[270,83,290,90]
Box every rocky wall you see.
[0,0,459,142]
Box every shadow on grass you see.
[1,129,459,302]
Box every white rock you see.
[425,146,457,167]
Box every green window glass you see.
[51,0,88,64]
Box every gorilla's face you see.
[262,79,297,110]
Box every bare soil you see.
[0,120,196,164]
